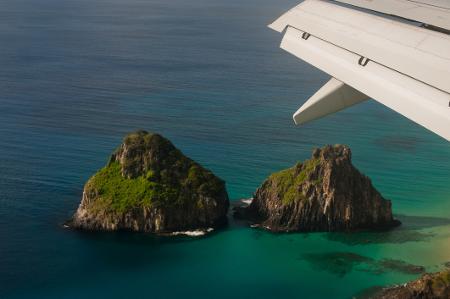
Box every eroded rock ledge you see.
[370,269,450,299]
[235,145,400,232]
[69,130,229,234]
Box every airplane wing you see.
[334,0,450,31]
[269,0,450,141]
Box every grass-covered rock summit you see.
[235,145,399,232]
[70,130,229,233]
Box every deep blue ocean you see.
[1,0,449,298]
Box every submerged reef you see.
[301,251,424,278]
[69,130,229,234]
[235,145,400,232]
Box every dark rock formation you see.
[370,270,450,299]
[69,130,229,234]
[235,145,399,232]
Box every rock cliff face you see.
[70,130,229,233]
[237,145,399,232]
[371,270,450,299]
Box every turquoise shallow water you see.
[0,0,450,298]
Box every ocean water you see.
[0,0,449,298]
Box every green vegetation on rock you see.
[432,270,450,289]
[87,162,172,214]
[84,131,226,215]
[269,158,320,205]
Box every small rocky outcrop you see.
[370,270,450,299]
[235,145,399,232]
[69,130,229,234]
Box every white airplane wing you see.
[269,0,450,141]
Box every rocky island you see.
[69,130,229,234]
[235,145,399,232]
[369,269,450,299]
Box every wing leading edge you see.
[270,0,450,141]
[331,0,450,32]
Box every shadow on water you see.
[299,252,425,278]
[69,225,219,245]
[373,135,424,152]
[396,214,450,230]
[65,226,225,271]
[324,214,450,245]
